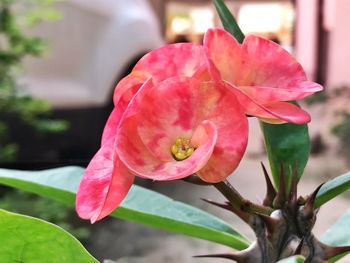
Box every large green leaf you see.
[260,121,310,188]
[0,209,98,263]
[321,208,350,262]
[0,166,250,250]
[277,256,305,263]
[315,171,350,208]
[213,0,311,188]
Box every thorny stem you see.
[184,176,273,216]
[192,166,350,262]
[213,180,273,216]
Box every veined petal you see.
[133,43,207,82]
[101,108,122,146]
[204,28,242,84]
[228,82,310,124]
[135,78,198,162]
[204,28,322,101]
[194,83,248,183]
[118,77,198,162]
[239,81,323,103]
[197,113,248,183]
[240,35,308,88]
[76,139,135,223]
[113,72,148,107]
[104,77,148,147]
[113,43,206,107]
[116,116,217,181]
[102,75,146,147]
[117,76,247,182]
[263,101,311,124]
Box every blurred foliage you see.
[307,86,350,161]
[0,0,88,242]
[332,111,350,159]
[0,0,67,161]
[304,90,328,106]
[305,86,349,106]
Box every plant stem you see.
[214,180,273,216]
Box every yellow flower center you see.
[171,137,195,161]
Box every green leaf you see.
[321,208,350,262]
[315,171,350,208]
[213,0,245,43]
[213,0,311,188]
[0,209,98,263]
[277,255,305,263]
[0,166,250,250]
[260,121,310,189]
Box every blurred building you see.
[295,0,350,89]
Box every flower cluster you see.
[76,28,322,223]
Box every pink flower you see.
[76,43,248,223]
[204,28,323,124]
[76,28,322,223]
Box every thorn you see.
[294,238,304,255]
[194,253,242,261]
[201,198,253,224]
[304,183,324,218]
[261,162,276,207]
[297,196,306,205]
[256,213,279,234]
[201,198,233,211]
[323,245,350,260]
[273,164,286,208]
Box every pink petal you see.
[133,78,197,162]
[103,76,145,146]
[204,28,242,84]
[113,43,206,108]
[113,73,147,108]
[116,77,196,163]
[116,116,217,181]
[116,76,247,182]
[101,108,122,146]
[240,35,307,88]
[239,81,323,104]
[133,43,207,82]
[197,123,248,182]
[76,139,135,223]
[195,85,248,183]
[263,101,311,124]
[204,28,323,105]
[106,43,208,146]
[229,82,310,124]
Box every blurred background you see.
[1,0,350,262]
